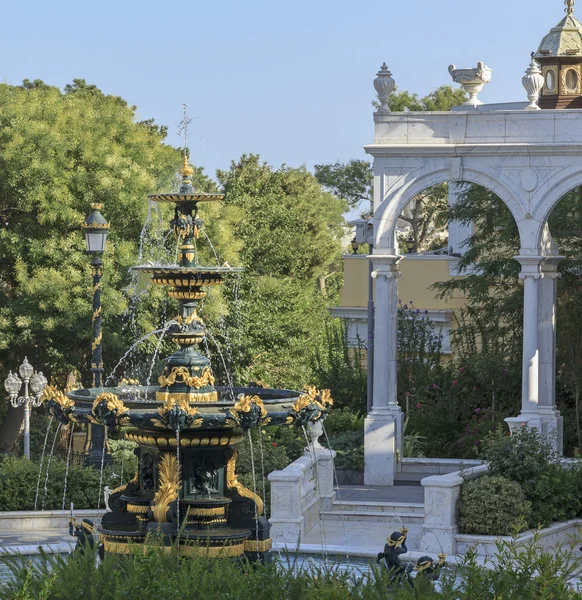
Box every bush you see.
[3,532,582,599]
[0,456,119,511]
[529,463,582,528]
[458,475,531,536]
[323,407,364,435]
[483,425,557,493]
[325,430,364,470]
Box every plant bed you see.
[456,519,582,556]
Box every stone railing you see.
[268,423,335,545]
[420,463,488,554]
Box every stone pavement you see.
[0,527,73,555]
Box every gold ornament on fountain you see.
[226,453,264,516]
[179,154,194,179]
[152,453,181,523]
[41,385,75,409]
[91,391,130,426]
[233,395,268,420]
[158,366,215,389]
[151,396,203,429]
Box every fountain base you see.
[100,428,272,561]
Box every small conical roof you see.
[535,10,582,58]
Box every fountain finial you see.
[178,104,194,193]
[179,154,194,178]
[566,0,575,14]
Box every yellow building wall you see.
[339,255,466,310]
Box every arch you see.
[374,165,526,252]
[533,168,582,249]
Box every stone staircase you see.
[321,499,424,525]
[300,486,426,553]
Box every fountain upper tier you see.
[148,192,224,204]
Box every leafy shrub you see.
[528,463,582,528]
[483,425,557,493]
[325,430,364,470]
[0,456,118,511]
[269,425,305,463]
[313,320,367,412]
[323,407,364,435]
[108,438,138,480]
[3,531,582,599]
[458,475,531,536]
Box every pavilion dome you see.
[533,2,582,109]
[535,14,582,58]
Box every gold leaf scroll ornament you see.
[152,453,181,523]
[158,366,215,389]
[150,396,203,429]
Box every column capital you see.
[540,255,565,278]
[372,269,401,280]
[514,255,545,279]
[371,254,402,279]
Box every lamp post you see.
[4,358,47,459]
[82,203,112,467]
[406,235,415,253]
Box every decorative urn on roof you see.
[448,62,492,106]
[534,0,582,108]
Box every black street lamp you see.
[406,235,415,253]
[82,203,112,467]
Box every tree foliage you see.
[203,155,347,390]
[0,79,181,378]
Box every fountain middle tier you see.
[43,384,332,432]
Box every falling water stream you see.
[257,429,267,518]
[105,328,167,385]
[201,229,221,264]
[247,430,261,556]
[322,424,350,566]
[96,440,107,515]
[145,321,176,386]
[61,424,76,511]
[41,423,62,511]
[34,418,54,512]
[301,426,328,563]
[176,428,181,555]
[204,331,235,400]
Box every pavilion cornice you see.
[368,109,582,151]
[364,143,582,157]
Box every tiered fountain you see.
[42,156,332,561]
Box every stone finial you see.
[566,0,575,15]
[374,63,395,114]
[449,62,492,106]
[522,54,544,111]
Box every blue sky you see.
[0,0,567,181]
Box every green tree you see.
[434,182,582,453]
[315,85,466,244]
[210,155,346,389]
[0,79,183,452]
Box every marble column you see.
[506,255,563,453]
[538,256,564,452]
[364,255,403,485]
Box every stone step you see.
[331,500,424,515]
[321,510,424,524]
